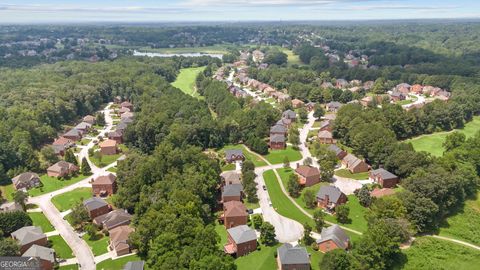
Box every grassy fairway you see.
[28,174,89,197]
[334,169,369,180]
[52,187,92,212]
[171,67,206,99]
[397,237,480,270]
[83,233,109,256]
[49,235,74,259]
[96,254,144,270]
[406,116,480,156]
[236,244,280,270]
[263,146,302,165]
[438,192,480,245]
[28,212,54,232]
[219,144,267,167]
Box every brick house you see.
[83,115,96,125]
[74,122,92,135]
[47,161,79,178]
[318,130,334,144]
[270,134,286,150]
[222,201,248,229]
[93,209,132,230]
[11,226,47,253]
[118,107,131,115]
[99,139,118,155]
[282,110,297,122]
[83,197,111,219]
[107,130,123,144]
[12,172,41,190]
[224,225,257,257]
[295,165,320,187]
[327,145,347,160]
[342,154,369,174]
[316,186,347,211]
[318,120,332,132]
[52,137,74,156]
[277,243,310,270]
[270,124,288,137]
[22,245,56,270]
[369,168,399,188]
[325,102,342,113]
[225,149,245,163]
[220,171,242,186]
[120,101,134,111]
[63,128,82,141]
[109,225,134,256]
[92,173,117,196]
[316,225,350,253]
[291,99,305,108]
[221,184,243,203]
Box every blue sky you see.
[0,0,479,23]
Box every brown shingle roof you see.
[295,165,320,178]
[93,173,116,185]
[99,139,117,148]
[223,201,247,218]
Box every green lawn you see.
[28,174,89,197]
[244,201,260,210]
[218,144,267,167]
[79,138,91,145]
[282,49,303,66]
[52,187,92,212]
[28,212,54,233]
[395,237,480,270]
[96,254,144,270]
[59,264,79,270]
[83,233,110,256]
[438,192,480,245]
[89,144,126,167]
[307,246,325,270]
[221,163,236,172]
[263,146,302,165]
[49,235,74,259]
[334,169,369,180]
[171,66,206,99]
[215,222,228,247]
[0,183,15,201]
[312,121,322,128]
[406,116,480,156]
[236,244,280,270]
[107,166,117,173]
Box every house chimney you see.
[297,163,300,169]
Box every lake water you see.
[133,50,223,59]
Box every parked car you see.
[247,209,253,214]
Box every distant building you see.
[120,101,133,111]
[47,161,79,178]
[92,173,117,196]
[325,102,342,112]
[222,184,243,203]
[83,115,96,125]
[291,99,305,108]
[225,149,245,163]
[327,145,347,160]
[220,171,242,186]
[270,134,286,150]
[0,202,23,212]
[222,201,248,229]
[63,128,82,141]
[342,154,369,174]
[318,130,334,144]
[109,225,134,256]
[93,209,132,231]
[123,261,145,270]
[99,139,118,155]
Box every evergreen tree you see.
[64,149,78,165]
[260,222,276,246]
[81,157,92,175]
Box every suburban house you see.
[221,184,243,203]
[120,101,134,111]
[292,99,305,108]
[92,173,117,196]
[282,110,297,122]
[0,202,23,212]
[123,261,145,270]
[336,79,349,89]
[52,137,74,156]
[325,101,342,112]
[369,168,399,188]
[114,96,122,104]
[108,130,123,144]
[295,165,320,187]
[360,96,373,107]
[22,245,56,270]
[99,139,119,155]
[342,154,369,174]
[83,115,96,125]
[12,172,41,190]
[410,84,423,94]
[270,124,288,136]
[109,225,134,256]
[318,120,332,132]
[270,134,286,150]
[316,225,350,253]
[327,145,347,160]
[370,188,396,198]
[224,225,257,257]
[316,186,347,211]
[225,149,245,163]
[277,243,310,270]
[396,83,411,94]
[222,201,248,229]
[83,197,111,219]
[11,226,47,253]
[118,107,131,115]
[390,91,406,102]
[63,128,82,141]
[220,171,242,186]
[74,122,92,135]
[306,102,315,111]
[318,130,334,144]
[93,209,132,230]
[46,161,79,178]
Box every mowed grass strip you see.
[52,187,92,212]
[334,169,369,180]
[406,116,480,156]
[171,66,206,99]
[28,212,54,233]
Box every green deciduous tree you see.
[13,191,28,211]
[287,174,301,198]
[335,204,350,224]
[320,249,353,270]
[252,214,263,229]
[357,185,372,207]
[64,149,78,166]
[303,189,317,209]
[0,238,20,256]
[313,209,326,232]
[260,222,276,246]
[302,223,314,245]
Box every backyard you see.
[52,187,92,212]
[28,174,89,197]
[171,66,206,99]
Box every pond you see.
[133,50,223,59]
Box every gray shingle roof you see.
[220,171,241,185]
[327,145,343,155]
[316,186,344,203]
[371,168,397,180]
[75,122,92,130]
[12,172,39,186]
[22,244,55,263]
[227,225,257,244]
[225,149,244,160]
[270,134,286,143]
[94,209,132,229]
[282,110,296,120]
[317,225,350,249]
[64,128,81,137]
[270,124,287,134]
[277,243,310,265]
[83,197,108,211]
[343,154,364,168]
[123,261,145,270]
[11,226,45,245]
[318,130,333,139]
[222,184,243,197]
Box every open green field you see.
[28,212,54,233]
[282,49,303,66]
[96,254,145,270]
[334,169,369,180]
[0,183,15,201]
[28,174,89,197]
[406,116,480,156]
[396,237,480,270]
[83,233,110,256]
[263,146,302,165]
[171,67,206,99]
[438,192,480,245]
[52,187,92,212]
[49,235,74,259]
[218,144,267,167]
